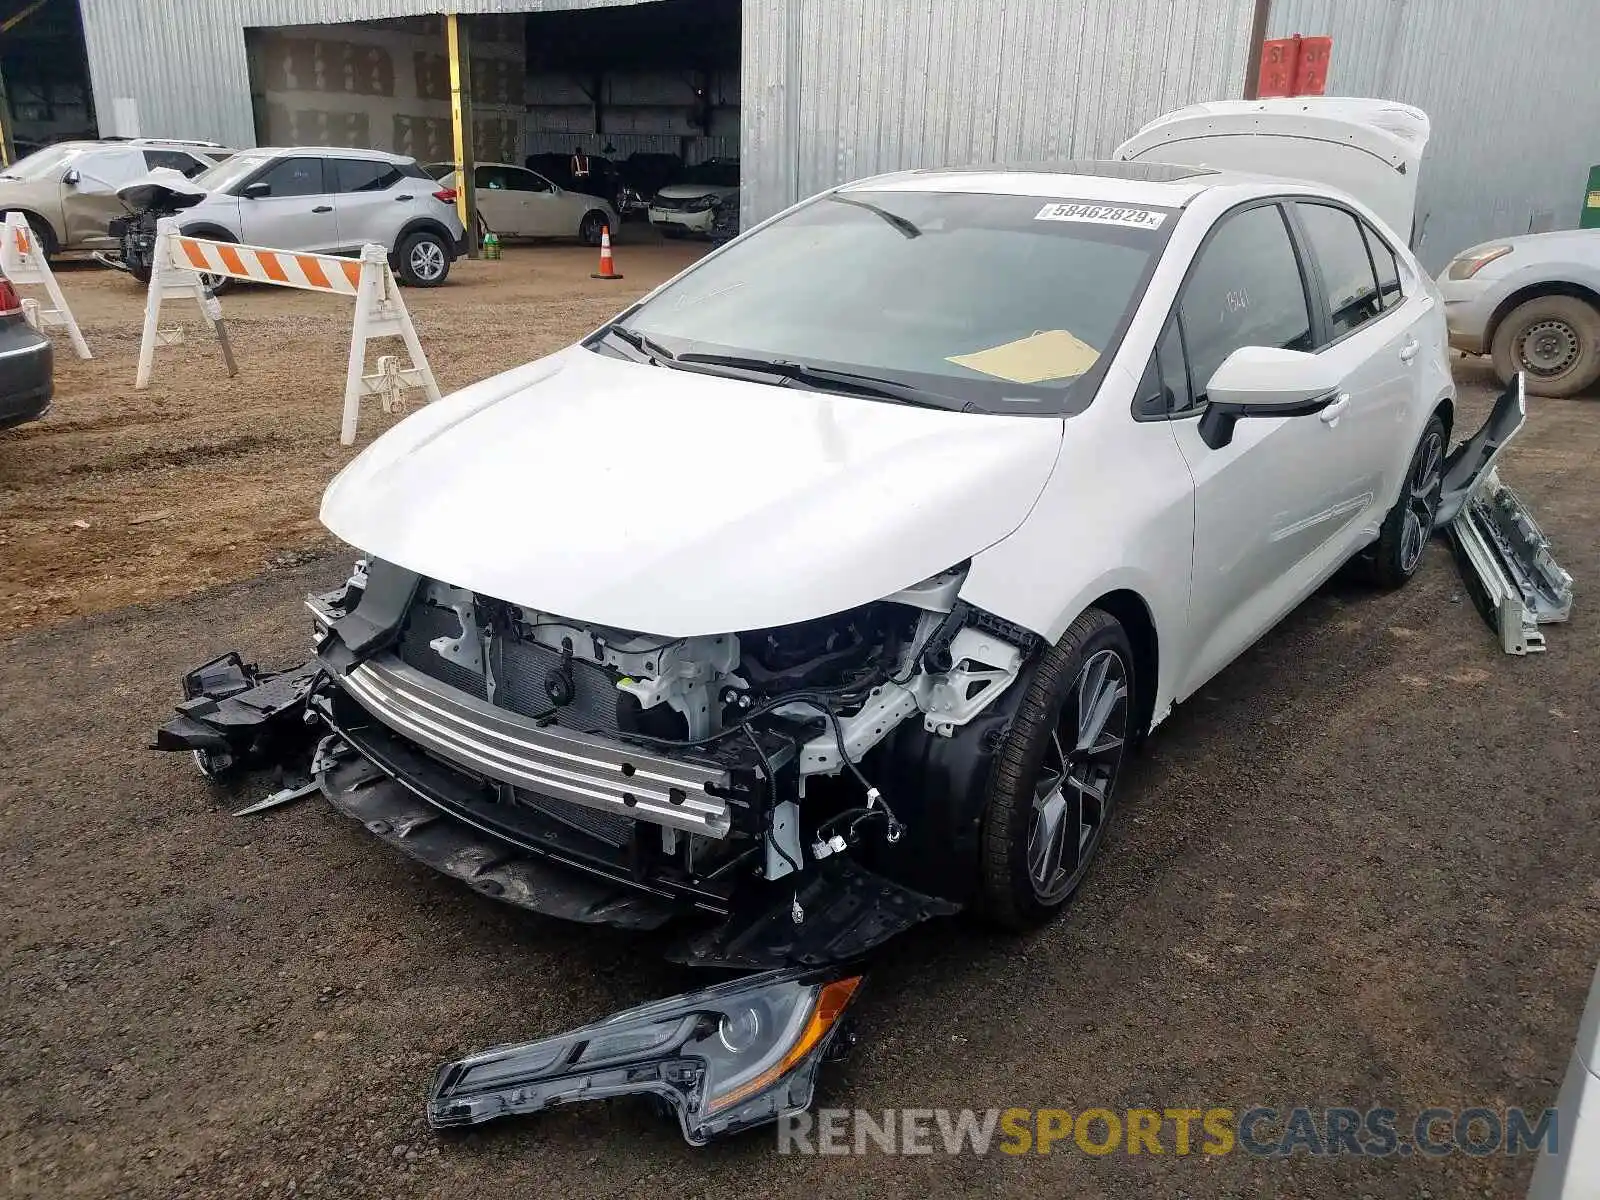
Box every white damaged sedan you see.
[158,157,1464,1142]
[311,159,1455,927]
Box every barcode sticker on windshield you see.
[1034,203,1167,229]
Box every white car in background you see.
[1437,229,1600,397]
[117,147,468,288]
[648,158,740,237]
[427,162,618,244]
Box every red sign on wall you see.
[1256,35,1334,98]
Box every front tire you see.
[579,211,609,246]
[978,607,1132,929]
[178,227,237,294]
[1369,413,1446,590]
[1491,295,1600,398]
[396,230,450,287]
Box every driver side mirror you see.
[241,181,270,200]
[62,168,79,186]
[1198,346,1344,450]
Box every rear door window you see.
[333,158,403,193]
[143,149,208,178]
[1294,202,1384,342]
[1178,203,1314,400]
[1363,223,1405,310]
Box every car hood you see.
[1456,227,1600,265]
[115,167,209,212]
[321,348,1063,635]
[655,183,739,200]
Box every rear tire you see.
[1491,295,1600,398]
[1369,413,1446,590]
[978,607,1133,930]
[396,230,450,287]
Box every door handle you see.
[312,205,333,213]
[1319,392,1351,426]
[1399,337,1420,363]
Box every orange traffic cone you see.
[590,226,624,280]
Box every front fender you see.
[957,376,1193,720]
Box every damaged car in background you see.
[156,106,1569,1144]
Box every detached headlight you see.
[685,194,720,212]
[1447,244,1512,280]
[427,968,862,1145]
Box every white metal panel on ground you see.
[741,0,1258,227]
[1269,0,1600,271]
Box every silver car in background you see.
[127,147,468,287]
[1437,229,1600,397]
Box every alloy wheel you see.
[1517,318,1580,378]
[1399,427,1444,573]
[1026,648,1128,903]
[410,240,446,282]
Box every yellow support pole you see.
[446,12,478,257]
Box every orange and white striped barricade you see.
[135,219,442,444]
[1,212,91,359]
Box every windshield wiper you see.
[676,353,966,409]
[826,195,922,239]
[602,324,677,364]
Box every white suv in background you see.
[134,147,468,287]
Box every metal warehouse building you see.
[69,0,1600,268]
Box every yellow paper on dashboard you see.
[946,329,1100,384]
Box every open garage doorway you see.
[521,0,741,237]
[241,1,740,244]
[0,0,96,161]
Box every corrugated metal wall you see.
[1270,0,1600,270]
[742,0,1258,225]
[77,0,651,150]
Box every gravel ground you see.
[0,238,701,635]
[0,281,1596,1196]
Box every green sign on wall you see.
[1583,165,1600,230]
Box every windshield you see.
[193,151,272,194]
[1,144,89,181]
[613,189,1172,413]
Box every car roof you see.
[434,161,536,172]
[840,159,1290,207]
[248,146,411,162]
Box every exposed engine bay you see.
[105,169,207,282]
[304,557,1033,900]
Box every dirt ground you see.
[0,237,703,634]
[0,250,1597,1198]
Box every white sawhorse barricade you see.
[1,212,91,359]
[135,218,441,444]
